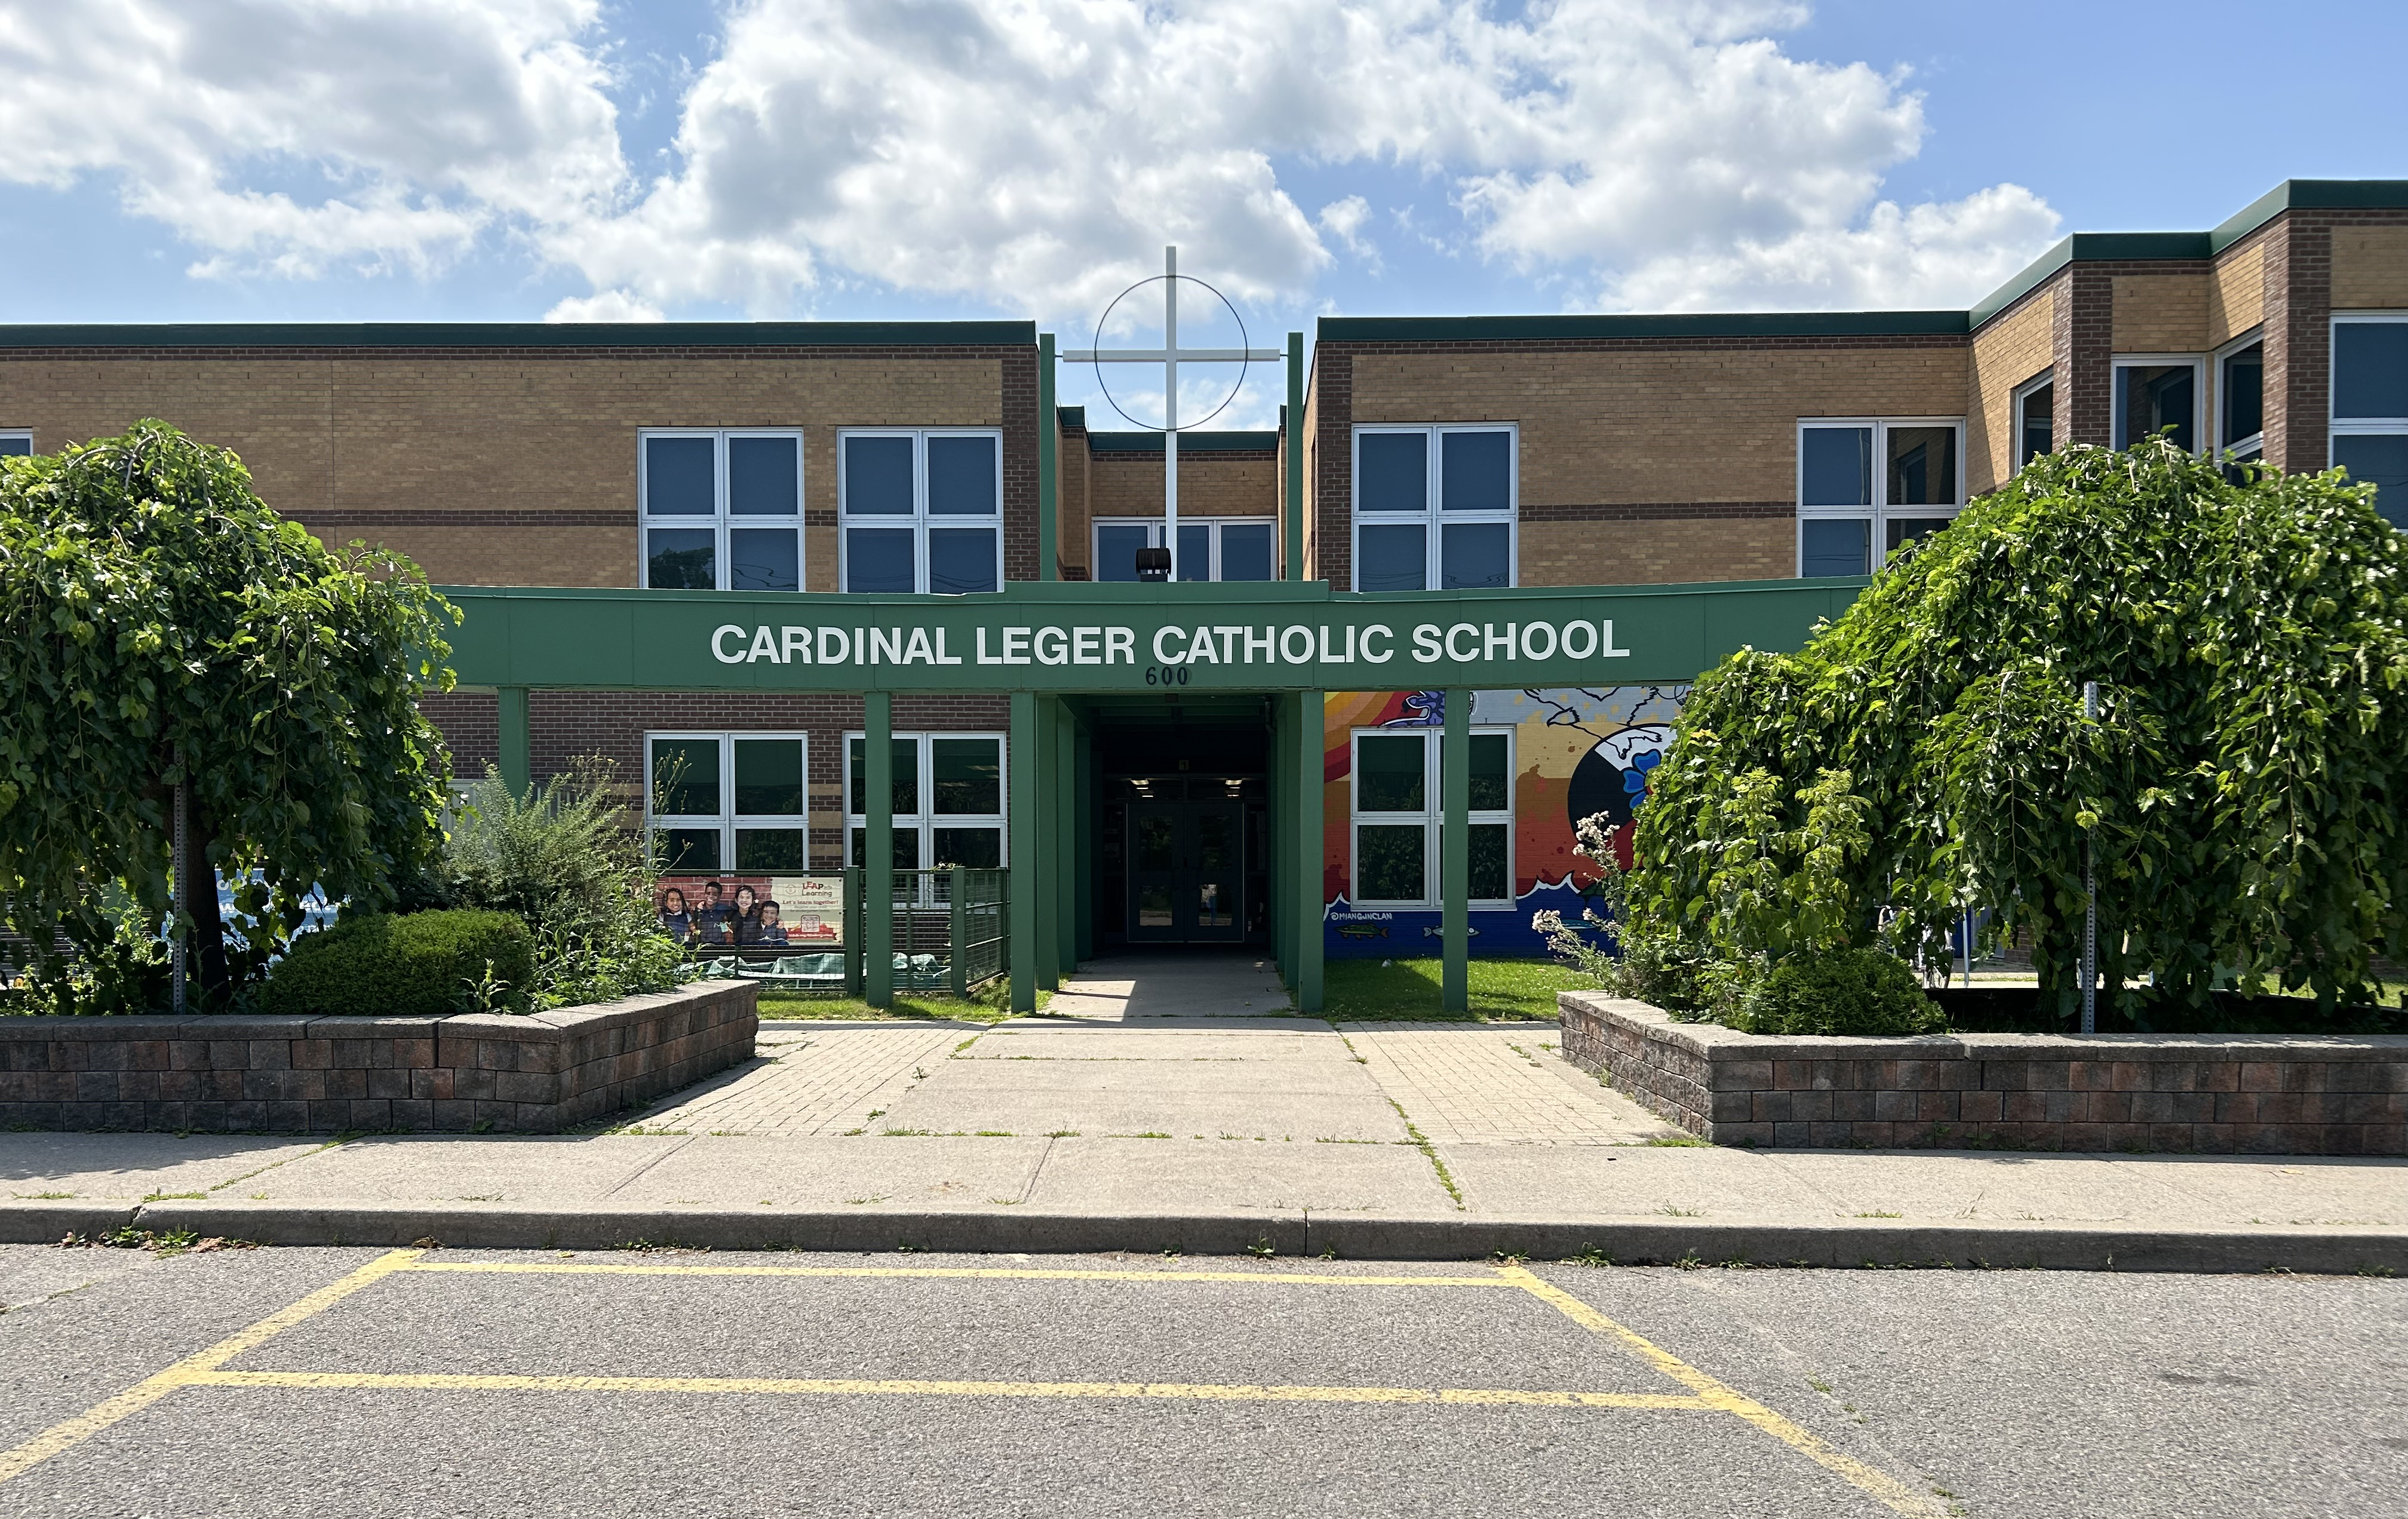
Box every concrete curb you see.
[9,1201,2399,1275]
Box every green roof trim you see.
[1318,311,1968,342]
[1089,431,1279,453]
[0,320,1035,350]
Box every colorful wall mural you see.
[1319,686,1688,958]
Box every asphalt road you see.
[2,1242,2401,1518]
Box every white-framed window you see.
[2332,314,2408,530]
[1351,424,1517,592]
[2215,330,2266,475]
[1796,417,1965,576]
[845,732,1008,873]
[0,429,30,458]
[646,732,810,873]
[839,429,1003,594]
[2111,355,2204,452]
[1348,726,1514,909]
[2012,373,2054,471]
[640,429,804,591]
[1092,517,1276,582]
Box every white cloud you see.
[0,0,2063,316]
[543,287,664,321]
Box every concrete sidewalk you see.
[5,953,2405,1272]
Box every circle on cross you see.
[1087,267,1255,434]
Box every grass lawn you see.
[757,980,1042,1023]
[1322,956,1592,1023]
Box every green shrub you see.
[259,909,533,1018]
[1726,949,1943,1038]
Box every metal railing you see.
[683,867,1007,999]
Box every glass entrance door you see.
[1127,800,1244,943]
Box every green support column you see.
[1293,691,1325,1012]
[1441,688,1470,1014]
[864,692,894,1010]
[1270,698,1290,986]
[1054,701,1078,977]
[1073,717,1095,963]
[1285,332,1305,582]
[1034,698,1060,992]
[497,687,531,799]
[1009,692,1040,1014]
[1039,333,1058,581]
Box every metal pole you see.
[171,753,188,1016]
[2081,680,2098,1035]
[1163,245,1179,579]
[865,693,894,1011]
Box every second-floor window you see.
[1352,425,1517,592]
[840,430,1003,594]
[640,430,803,591]
[1796,417,1964,576]
[1092,517,1275,582]
[2111,357,2202,451]
[2333,315,2408,529]
[0,430,30,457]
[2013,375,2054,469]
[2219,337,2265,468]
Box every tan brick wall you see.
[2332,226,2408,308]
[2207,241,2267,346]
[1519,515,1790,586]
[1086,451,1279,519]
[1349,346,1968,507]
[1968,287,2055,495]
[0,352,1009,590]
[2110,274,2208,352]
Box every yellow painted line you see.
[192,1369,1713,1409]
[1494,1267,1950,1519]
[0,1249,426,1489]
[400,1261,1510,1288]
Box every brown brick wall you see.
[0,345,1031,590]
[1967,282,2057,495]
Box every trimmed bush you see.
[1727,949,1943,1038]
[259,910,533,1018]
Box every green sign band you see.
[438,579,1866,693]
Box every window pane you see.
[652,738,721,817]
[1356,825,1426,902]
[1137,812,1175,871]
[932,826,1003,869]
[2334,323,2408,419]
[1357,734,1426,812]
[1801,428,1872,507]
[1175,523,1209,581]
[931,737,1001,814]
[644,435,715,515]
[2019,384,2053,464]
[2333,434,2408,529]
[646,528,716,589]
[845,527,917,592]
[733,738,804,815]
[1467,734,1509,812]
[1801,517,1870,578]
[734,828,807,872]
[1884,516,1953,557]
[847,736,920,817]
[844,435,914,514]
[1219,523,1273,581]
[849,827,921,870]
[2115,365,2195,450]
[2222,344,2264,443]
[1469,823,1510,902]
[1886,426,1958,506]
[728,436,799,515]
[1357,432,1427,512]
[1439,522,1512,590]
[927,435,998,515]
[0,436,29,456]
[657,828,721,873]
[729,528,799,591]
[1095,524,1150,582]
[1441,430,1511,511]
[1357,524,1426,591]
[927,527,999,594]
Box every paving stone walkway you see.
[1335,1024,1670,1145]
[640,1024,969,1137]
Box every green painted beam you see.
[1054,700,1079,977]
[1034,697,1059,993]
[1271,698,1291,988]
[1039,333,1058,582]
[1442,687,1469,1014]
[864,692,894,1011]
[1294,691,1325,1013]
[1009,692,1039,1014]
[1285,331,1304,582]
[497,686,530,798]
[1074,721,1095,963]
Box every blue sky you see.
[1,1,2397,429]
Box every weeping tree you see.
[1629,437,2408,1018]
[0,421,458,1011]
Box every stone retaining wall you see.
[1558,992,2408,1155]
[0,980,758,1134]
